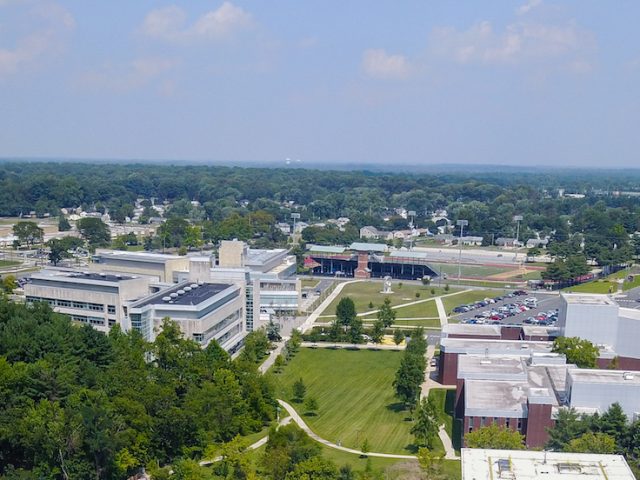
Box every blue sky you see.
[1,0,639,167]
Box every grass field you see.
[271,348,416,454]
[429,262,514,278]
[562,280,616,294]
[362,298,440,321]
[321,281,452,316]
[441,289,503,315]
[458,279,522,288]
[301,278,320,289]
[0,260,20,268]
[429,388,462,454]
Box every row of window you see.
[69,315,106,326]
[192,309,243,344]
[468,417,522,433]
[26,296,116,314]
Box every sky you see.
[1,0,640,168]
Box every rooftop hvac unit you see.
[177,290,185,296]
[623,372,635,380]
[162,296,171,302]
[184,286,192,292]
[170,293,178,299]
[190,284,198,289]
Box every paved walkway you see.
[298,280,362,333]
[259,338,289,374]
[300,341,404,351]
[435,297,447,327]
[277,399,417,460]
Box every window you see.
[505,419,510,428]
[469,417,474,428]
[88,303,103,311]
[517,419,522,430]
[107,305,116,314]
[56,299,71,307]
[108,319,116,327]
[493,417,498,425]
[481,417,486,427]
[72,301,86,309]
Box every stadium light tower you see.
[291,213,300,239]
[456,219,468,283]
[513,215,523,245]
[408,210,416,228]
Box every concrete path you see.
[300,341,404,351]
[435,297,448,327]
[259,338,289,374]
[438,426,458,460]
[298,280,362,333]
[277,399,417,460]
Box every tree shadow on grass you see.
[386,402,406,413]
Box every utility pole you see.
[513,215,523,263]
[456,219,468,284]
[291,213,300,244]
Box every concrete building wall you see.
[568,376,640,420]
[615,316,640,358]
[440,351,459,385]
[559,296,619,347]
[218,240,247,268]
[525,403,554,448]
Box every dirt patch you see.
[487,268,536,280]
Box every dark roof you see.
[134,282,233,308]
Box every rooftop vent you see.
[162,296,171,302]
[177,290,185,296]
[184,286,192,292]
[480,359,492,365]
[521,344,529,349]
[190,283,198,289]
[623,372,635,380]
[197,281,204,285]
[99,273,106,277]
[170,293,178,299]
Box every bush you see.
[415,292,421,298]
[444,284,450,292]
[430,288,436,295]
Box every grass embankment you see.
[428,389,462,454]
[562,269,640,294]
[271,348,416,455]
[301,278,320,289]
[321,282,452,316]
[428,262,513,278]
[0,260,20,268]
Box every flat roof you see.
[458,355,527,378]
[441,337,554,355]
[522,325,560,337]
[245,248,287,266]
[388,250,430,260]
[31,269,134,283]
[94,250,186,264]
[349,242,387,252]
[461,448,636,480]
[568,368,640,386]
[443,324,502,337]
[308,245,347,254]
[619,308,640,322]
[132,282,233,308]
[561,293,618,306]
[465,379,529,416]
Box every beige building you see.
[127,281,245,353]
[90,250,189,283]
[25,269,151,333]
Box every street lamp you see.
[456,219,468,283]
[513,215,523,245]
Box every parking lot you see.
[450,290,563,326]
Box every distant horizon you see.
[1,1,640,167]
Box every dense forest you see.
[0,299,277,479]
[2,161,640,267]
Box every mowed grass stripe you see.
[272,349,415,454]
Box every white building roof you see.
[561,293,617,306]
[308,245,347,254]
[461,449,636,480]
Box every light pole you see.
[513,215,523,245]
[456,219,468,284]
[291,213,300,243]
[408,210,416,249]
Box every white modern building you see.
[461,449,636,480]
[25,269,151,333]
[90,250,190,283]
[127,281,245,353]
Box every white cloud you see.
[0,1,75,77]
[140,2,252,43]
[361,49,411,79]
[431,19,591,66]
[78,57,177,92]
[517,0,542,16]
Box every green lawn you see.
[0,259,20,268]
[441,289,503,314]
[429,389,462,454]
[362,298,440,321]
[271,348,416,454]
[321,281,452,316]
[301,278,320,289]
[429,262,513,278]
[390,318,442,328]
[562,280,616,294]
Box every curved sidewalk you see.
[277,399,416,460]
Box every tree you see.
[421,277,431,286]
[47,238,72,265]
[348,318,364,344]
[274,354,286,373]
[565,432,616,454]
[58,216,71,232]
[335,297,356,327]
[13,221,44,246]
[417,448,445,479]
[465,424,525,450]
[285,456,338,480]
[552,337,598,368]
[411,397,440,448]
[370,320,384,344]
[393,329,405,346]
[304,397,319,416]
[377,297,396,328]
[546,408,590,451]
[1,275,17,293]
[267,319,282,342]
[360,439,370,457]
[293,378,306,403]
[76,217,111,247]
[393,354,425,409]
[599,402,628,440]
